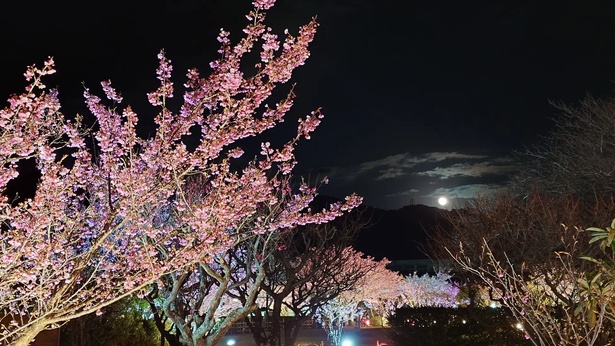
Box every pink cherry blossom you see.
[0,2,361,345]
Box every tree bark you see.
[282,316,307,346]
[269,300,283,346]
[10,320,48,346]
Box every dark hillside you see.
[353,204,451,260]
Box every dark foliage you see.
[511,94,615,201]
[60,296,160,346]
[387,306,531,346]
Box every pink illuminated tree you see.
[314,255,397,346]
[241,212,367,346]
[316,262,460,346]
[401,271,461,308]
[145,194,284,346]
[0,1,361,345]
[356,258,406,321]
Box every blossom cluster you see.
[0,1,361,344]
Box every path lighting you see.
[226,339,236,346]
[342,339,353,346]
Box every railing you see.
[227,318,317,334]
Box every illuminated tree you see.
[357,258,406,321]
[140,176,295,346]
[313,256,407,346]
[401,270,460,309]
[436,192,615,345]
[314,260,460,346]
[314,293,357,346]
[240,214,367,346]
[145,227,276,346]
[0,1,361,345]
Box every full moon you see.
[438,197,448,206]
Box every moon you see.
[438,197,448,206]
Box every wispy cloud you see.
[419,152,489,162]
[309,151,519,209]
[386,188,419,197]
[416,160,517,180]
[375,167,405,180]
[334,151,490,181]
[426,184,509,200]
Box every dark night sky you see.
[3,0,615,210]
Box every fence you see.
[227,318,318,334]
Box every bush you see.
[60,296,160,346]
[387,306,530,346]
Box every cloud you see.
[386,188,419,197]
[375,167,405,180]
[426,184,509,200]
[352,153,416,177]
[332,151,491,181]
[419,152,489,162]
[307,151,519,210]
[416,160,517,180]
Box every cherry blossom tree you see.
[314,293,356,346]
[315,257,400,346]
[240,215,367,346]
[357,259,406,322]
[315,260,460,346]
[145,193,284,346]
[0,1,362,345]
[146,234,269,346]
[297,248,379,346]
[401,271,460,309]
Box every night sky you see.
[3,0,615,210]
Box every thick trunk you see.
[246,310,269,346]
[330,327,342,346]
[149,305,180,346]
[194,337,205,346]
[9,321,48,346]
[269,301,283,346]
[200,304,257,346]
[283,316,305,346]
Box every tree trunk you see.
[246,311,269,346]
[149,306,180,346]
[269,301,283,346]
[10,321,48,346]
[330,327,342,346]
[194,336,205,346]
[283,316,306,346]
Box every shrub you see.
[387,306,530,346]
[60,296,159,346]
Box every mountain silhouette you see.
[353,203,451,260]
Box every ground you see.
[219,327,391,346]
